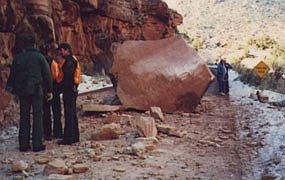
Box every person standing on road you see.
[56,43,80,145]
[40,43,63,141]
[224,60,233,95]
[6,35,53,152]
[217,59,226,95]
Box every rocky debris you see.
[36,158,50,164]
[156,124,186,138]
[91,123,123,141]
[249,93,259,100]
[272,154,281,165]
[150,107,164,121]
[72,164,89,173]
[82,104,122,112]
[43,159,68,176]
[103,113,120,124]
[48,174,74,180]
[131,141,156,157]
[256,91,269,103]
[129,116,157,138]
[119,114,132,125]
[156,124,176,134]
[113,167,126,173]
[261,174,277,180]
[92,155,102,162]
[111,36,214,113]
[11,160,29,172]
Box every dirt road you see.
[0,93,265,180]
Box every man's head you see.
[23,34,36,46]
[57,43,72,57]
[220,59,225,64]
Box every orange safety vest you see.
[51,60,59,81]
[56,56,81,85]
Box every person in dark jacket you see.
[224,61,233,95]
[6,35,53,152]
[217,59,226,95]
[56,43,80,145]
[40,43,63,141]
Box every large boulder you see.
[111,36,214,113]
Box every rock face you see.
[0,0,182,128]
[111,36,215,112]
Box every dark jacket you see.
[6,47,52,96]
[62,55,77,91]
[224,63,233,80]
[217,62,226,80]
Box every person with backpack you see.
[56,43,80,145]
[6,34,52,152]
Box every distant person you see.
[40,43,63,141]
[56,43,80,145]
[6,35,52,152]
[224,60,233,95]
[217,59,226,95]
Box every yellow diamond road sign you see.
[253,61,270,79]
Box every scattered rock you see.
[103,113,120,124]
[92,155,102,161]
[150,107,164,121]
[36,158,50,164]
[257,91,269,103]
[11,160,29,172]
[156,124,176,134]
[72,164,89,173]
[280,144,285,149]
[48,174,74,180]
[113,167,126,173]
[112,156,120,161]
[220,129,232,134]
[43,159,68,176]
[249,93,259,100]
[261,174,277,180]
[120,114,132,125]
[168,130,187,138]
[91,123,123,141]
[136,137,159,144]
[131,141,156,156]
[272,154,281,165]
[130,116,157,138]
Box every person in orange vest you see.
[56,43,80,145]
[40,43,63,140]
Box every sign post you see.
[253,61,270,79]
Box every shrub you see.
[191,37,204,51]
[248,35,277,50]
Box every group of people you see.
[217,59,232,95]
[6,35,81,152]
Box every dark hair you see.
[23,34,36,46]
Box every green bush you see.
[268,45,285,72]
[191,37,204,51]
[248,35,277,50]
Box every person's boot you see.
[33,145,46,152]
[19,145,31,152]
